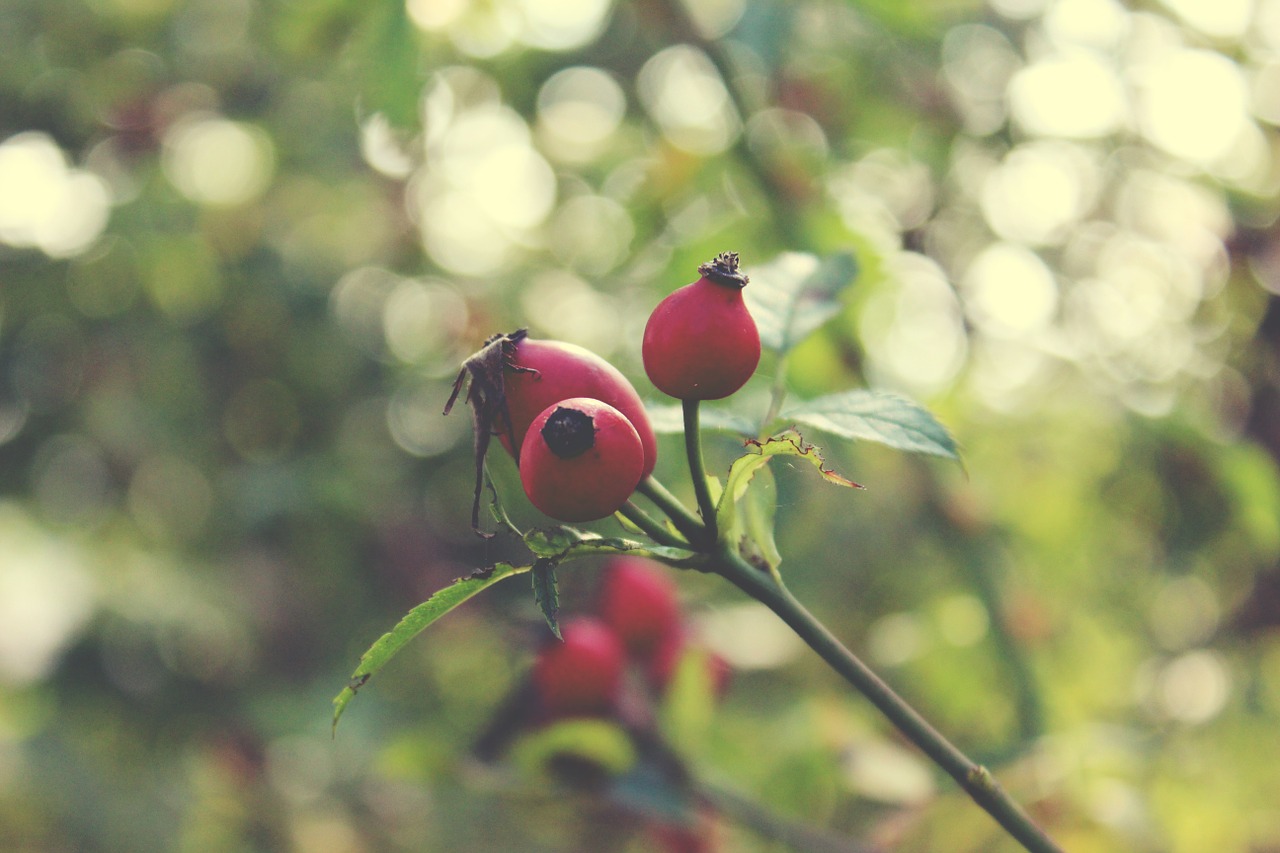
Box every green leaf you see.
[332,562,530,732]
[531,558,560,639]
[745,252,857,353]
[780,389,960,460]
[347,0,422,129]
[510,718,637,779]
[525,526,697,564]
[717,429,862,545]
[524,525,594,557]
[739,464,782,570]
[646,403,757,436]
[658,646,720,759]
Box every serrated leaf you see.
[532,558,560,639]
[740,464,782,570]
[745,252,857,353]
[717,429,862,540]
[647,403,757,436]
[332,562,530,732]
[780,389,959,460]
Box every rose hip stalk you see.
[643,252,761,401]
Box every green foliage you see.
[531,557,561,639]
[781,390,960,460]
[746,251,858,354]
[332,562,531,731]
[6,0,1280,848]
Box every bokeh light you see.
[0,133,111,258]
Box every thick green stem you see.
[618,501,690,550]
[683,399,719,543]
[636,477,705,543]
[712,547,1062,853]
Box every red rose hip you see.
[643,252,761,400]
[597,557,682,659]
[519,397,644,522]
[501,335,657,477]
[533,617,626,717]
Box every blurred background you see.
[3,0,1280,850]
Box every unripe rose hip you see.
[643,252,761,401]
[533,617,626,717]
[519,397,644,522]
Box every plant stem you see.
[618,501,691,550]
[683,399,719,544]
[636,477,706,543]
[712,547,1062,853]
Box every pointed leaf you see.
[532,558,561,639]
[333,562,531,732]
[780,389,959,460]
[745,252,857,353]
[717,429,862,538]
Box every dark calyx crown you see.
[698,251,749,289]
[541,406,597,458]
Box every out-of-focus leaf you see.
[332,562,530,731]
[647,402,758,436]
[717,429,862,544]
[531,557,560,639]
[658,645,720,758]
[745,252,857,353]
[510,718,637,778]
[781,390,959,460]
[347,0,422,129]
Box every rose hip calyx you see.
[698,251,749,289]
[540,406,596,459]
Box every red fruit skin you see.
[500,338,658,478]
[519,398,645,522]
[597,558,682,660]
[643,277,761,400]
[533,617,626,717]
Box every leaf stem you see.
[683,399,719,544]
[636,477,706,544]
[711,547,1062,853]
[618,501,691,550]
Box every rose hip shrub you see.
[343,251,1013,852]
